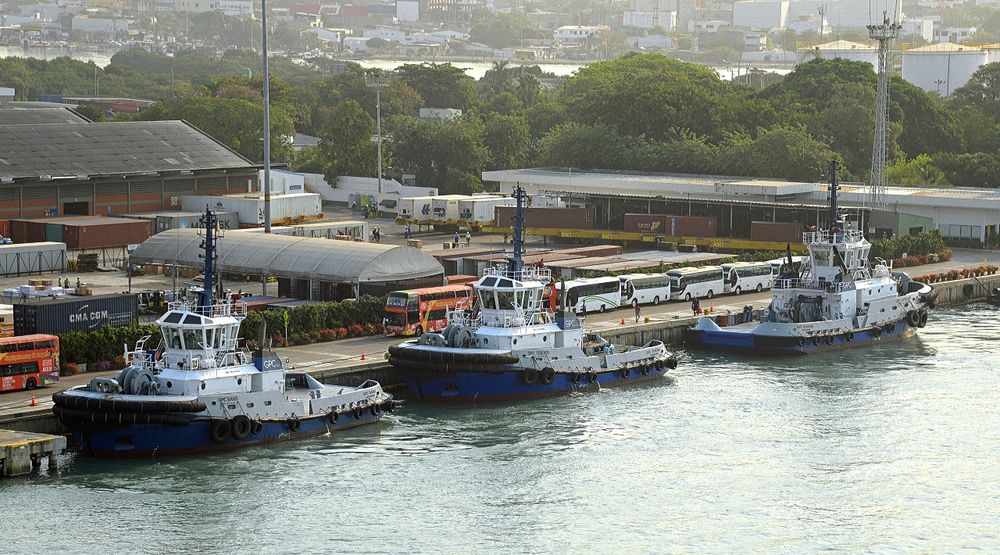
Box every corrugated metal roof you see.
[132,229,444,283]
[0,108,90,125]
[813,40,875,51]
[0,120,254,181]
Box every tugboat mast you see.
[199,207,217,310]
[511,184,525,275]
[828,159,840,227]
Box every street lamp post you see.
[262,0,271,233]
[365,71,389,195]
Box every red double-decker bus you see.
[0,334,59,393]
[384,285,473,336]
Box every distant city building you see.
[936,26,977,43]
[419,108,462,121]
[622,10,677,31]
[626,34,673,50]
[554,25,608,44]
[732,1,788,30]
[363,25,406,43]
[688,19,729,34]
[744,32,767,51]
[71,16,131,39]
[902,18,934,43]
[396,0,419,22]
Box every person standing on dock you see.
[453,231,460,247]
[691,297,701,316]
[465,231,472,247]
[634,303,641,323]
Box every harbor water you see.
[2,305,998,553]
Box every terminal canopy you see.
[132,229,443,284]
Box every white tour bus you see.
[721,262,774,294]
[619,273,671,307]
[666,266,725,301]
[558,276,622,313]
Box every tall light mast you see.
[866,10,901,211]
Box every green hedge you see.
[869,230,946,260]
[59,295,388,364]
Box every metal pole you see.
[376,86,383,195]
[262,0,272,233]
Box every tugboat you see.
[388,187,678,403]
[52,209,394,457]
[687,161,938,354]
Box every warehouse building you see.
[482,168,1000,246]
[131,230,444,301]
[0,116,259,220]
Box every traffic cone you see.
[620,316,625,325]
[30,395,36,407]
[360,351,366,361]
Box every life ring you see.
[353,406,364,419]
[370,404,381,417]
[587,372,598,383]
[918,311,928,328]
[540,367,555,385]
[231,415,251,440]
[250,420,263,435]
[287,418,301,432]
[845,330,855,342]
[521,369,538,385]
[328,411,339,424]
[906,310,920,327]
[209,419,230,444]
[571,372,581,384]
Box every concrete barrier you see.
[930,274,1000,307]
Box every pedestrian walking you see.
[351,201,358,215]
[691,297,701,316]
[634,303,641,323]
[580,303,587,321]
[453,231,460,247]
[465,230,472,247]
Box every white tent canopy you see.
[132,229,443,283]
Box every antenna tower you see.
[866,10,901,210]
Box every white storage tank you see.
[902,43,988,95]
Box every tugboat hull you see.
[61,409,389,458]
[401,364,670,403]
[686,317,917,355]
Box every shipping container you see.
[557,244,624,257]
[458,196,515,225]
[58,217,152,249]
[9,220,47,244]
[445,274,478,285]
[623,214,717,237]
[750,221,805,243]
[13,293,137,335]
[181,193,322,226]
[431,195,467,222]
[397,196,436,220]
[495,207,595,229]
[0,242,67,276]
[0,219,10,238]
[153,211,239,234]
[45,223,63,243]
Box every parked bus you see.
[667,267,725,301]
[0,334,59,393]
[557,276,622,314]
[721,262,774,294]
[619,273,671,307]
[384,285,473,336]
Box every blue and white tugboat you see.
[687,161,938,354]
[52,209,393,457]
[388,187,677,403]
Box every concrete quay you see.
[0,429,66,477]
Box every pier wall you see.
[930,275,1000,307]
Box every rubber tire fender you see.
[521,369,538,385]
[288,418,301,432]
[540,367,555,385]
[353,406,364,419]
[328,410,339,424]
[906,310,920,327]
[231,415,251,440]
[210,419,230,444]
[918,311,928,328]
[250,420,264,435]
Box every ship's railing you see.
[447,309,482,328]
[167,300,248,318]
[482,266,552,282]
[803,229,865,244]
[773,278,853,293]
[124,348,155,370]
[216,350,252,368]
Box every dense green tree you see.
[482,114,530,170]
[469,12,546,49]
[317,100,377,183]
[931,152,1000,188]
[886,155,949,186]
[536,123,629,170]
[395,63,478,110]
[389,115,489,194]
[720,126,843,182]
[808,83,878,177]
